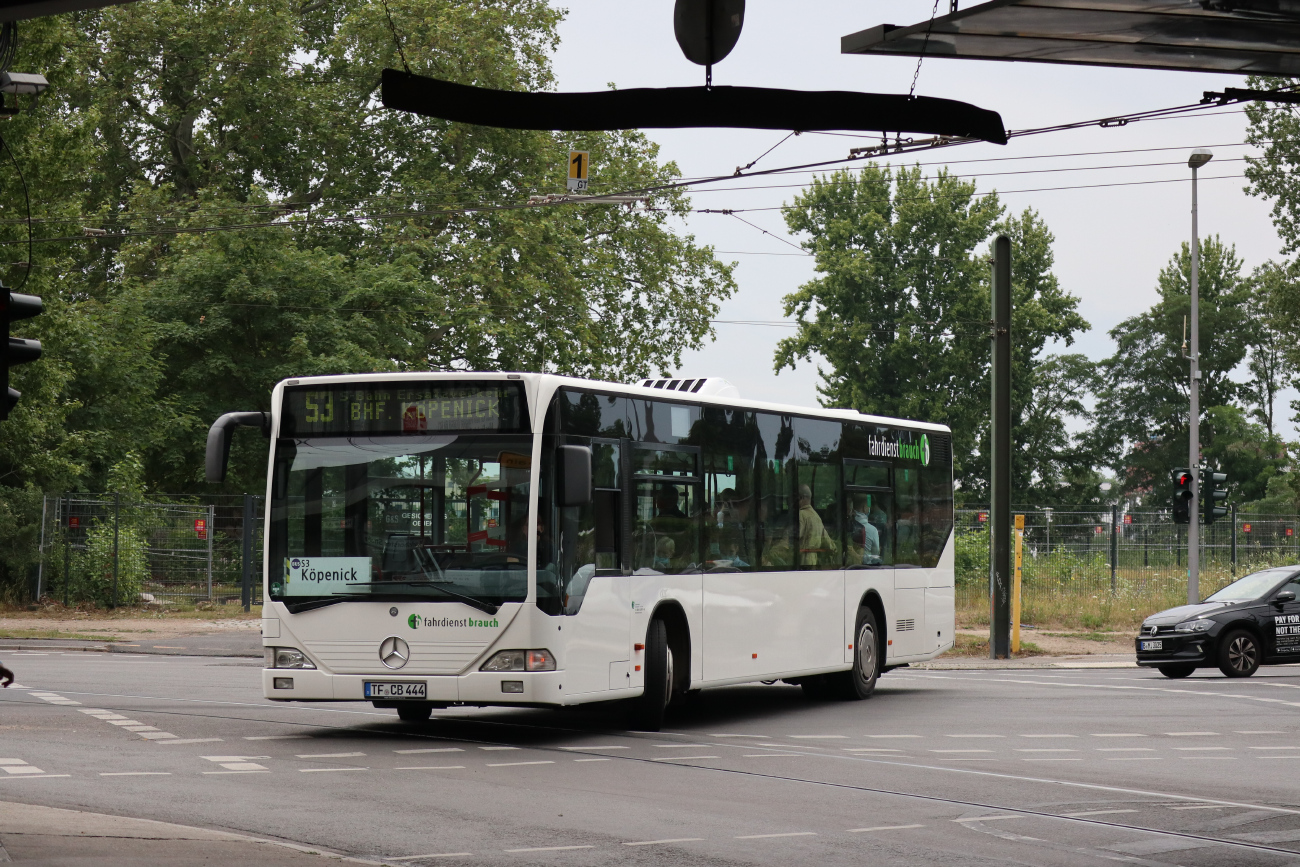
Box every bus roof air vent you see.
[638,377,739,399]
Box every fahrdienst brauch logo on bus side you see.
[868,432,931,466]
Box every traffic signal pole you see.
[1188,156,1204,605]
[990,235,1012,659]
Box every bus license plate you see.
[1140,640,1162,651]
[364,682,426,699]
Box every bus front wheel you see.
[628,618,672,732]
[833,608,881,700]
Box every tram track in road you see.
[9,683,1300,864]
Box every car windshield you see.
[268,434,532,612]
[1204,567,1296,603]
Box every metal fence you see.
[36,493,265,607]
[954,507,1300,613]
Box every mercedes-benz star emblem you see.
[379,636,410,670]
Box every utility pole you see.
[1187,148,1212,605]
[990,235,1012,659]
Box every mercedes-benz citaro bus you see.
[205,372,956,731]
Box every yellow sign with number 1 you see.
[567,150,589,192]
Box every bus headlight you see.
[266,647,316,669]
[480,649,556,672]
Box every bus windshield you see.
[268,434,532,612]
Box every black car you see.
[1136,566,1300,679]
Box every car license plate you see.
[1140,640,1163,651]
[364,681,426,699]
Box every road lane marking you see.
[1248,746,1300,750]
[1168,805,1226,810]
[202,756,269,772]
[390,854,473,860]
[848,824,924,832]
[1023,758,1081,761]
[947,734,1004,738]
[107,720,145,726]
[788,735,848,739]
[158,739,223,745]
[743,754,801,758]
[735,832,816,839]
[1061,810,1138,817]
[1236,730,1284,734]
[504,846,593,852]
[953,816,1021,822]
[137,732,178,740]
[1107,757,1161,761]
[2,766,45,775]
[295,752,365,758]
[574,758,610,762]
[395,748,463,754]
[202,770,269,774]
[123,726,160,732]
[711,734,769,738]
[1019,734,1077,738]
[396,766,465,770]
[930,750,991,753]
[244,735,311,740]
[623,838,704,845]
[300,768,368,772]
[1015,749,1076,753]
[1092,733,1147,738]
[479,746,519,751]
[867,735,921,739]
[843,748,902,752]
[1167,732,1218,736]
[653,744,711,748]
[1173,747,1230,751]
[487,761,554,767]
[100,772,171,776]
[1097,748,1153,752]
[650,756,719,761]
[558,746,627,750]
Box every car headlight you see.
[480,649,556,672]
[266,647,316,669]
[1174,619,1214,633]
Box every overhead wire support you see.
[1201,86,1300,106]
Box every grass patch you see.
[942,633,1045,658]
[0,628,120,641]
[1042,631,1125,642]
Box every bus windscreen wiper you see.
[345,582,500,615]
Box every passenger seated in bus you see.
[797,484,836,567]
[653,536,675,571]
[655,485,687,520]
[714,488,753,568]
[850,493,883,566]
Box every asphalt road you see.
[4,650,1300,866]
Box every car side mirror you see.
[1275,590,1296,605]
[558,445,593,507]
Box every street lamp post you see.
[1188,147,1212,605]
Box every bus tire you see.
[396,703,433,723]
[832,607,881,700]
[628,618,671,731]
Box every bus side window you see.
[894,467,921,566]
[755,412,796,569]
[796,462,841,569]
[700,407,756,572]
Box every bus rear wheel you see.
[628,618,672,732]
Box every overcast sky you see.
[550,1,1295,441]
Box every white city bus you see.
[206,372,956,731]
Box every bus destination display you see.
[282,382,524,435]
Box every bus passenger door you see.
[557,440,632,697]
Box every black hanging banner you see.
[380,69,1008,144]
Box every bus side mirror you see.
[206,412,270,483]
[558,445,593,507]
[1275,590,1296,605]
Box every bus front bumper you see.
[262,668,569,706]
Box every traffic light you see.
[1,284,42,421]
[1202,469,1228,524]
[1172,468,1193,524]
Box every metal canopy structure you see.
[842,0,1300,76]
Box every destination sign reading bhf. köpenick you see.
[282,381,524,436]
[282,557,371,596]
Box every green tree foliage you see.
[777,165,1089,499]
[1091,237,1254,497]
[0,1,734,505]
